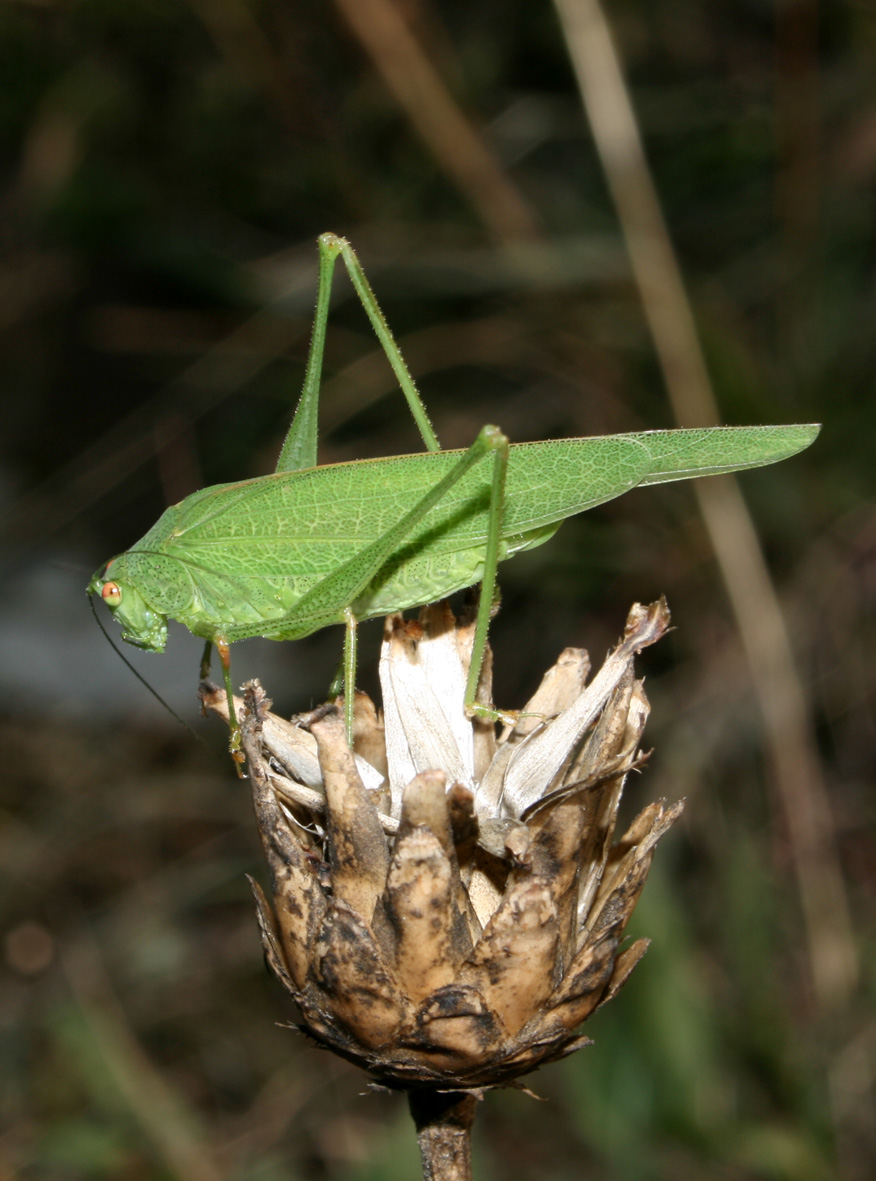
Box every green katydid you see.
[88,232,819,763]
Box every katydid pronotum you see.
[89,232,819,765]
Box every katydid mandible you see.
[88,232,820,763]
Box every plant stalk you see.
[408,1090,477,1181]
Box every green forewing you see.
[130,424,818,642]
[627,424,819,483]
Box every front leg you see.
[342,607,358,747]
[204,635,246,775]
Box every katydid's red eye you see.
[102,581,122,607]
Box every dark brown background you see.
[0,1,872,1178]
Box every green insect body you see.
[94,425,817,648]
[88,232,820,759]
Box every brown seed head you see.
[204,598,681,1090]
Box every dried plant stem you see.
[552,0,857,1010]
[331,0,540,245]
[408,1090,477,1181]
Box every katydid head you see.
[88,561,168,652]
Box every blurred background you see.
[0,0,873,1177]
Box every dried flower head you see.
[203,598,681,1091]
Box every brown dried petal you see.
[406,983,506,1072]
[496,1031,593,1077]
[474,740,516,816]
[310,708,390,923]
[542,927,620,1032]
[597,937,651,1008]
[502,646,590,742]
[312,898,407,1049]
[249,876,300,998]
[203,680,386,792]
[384,827,459,1002]
[393,771,475,961]
[572,672,638,921]
[243,694,327,990]
[446,782,479,862]
[460,878,560,1036]
[397,770,450,850]
[498,600,668,819]
[380,611,474,804]
[525,800,586,964]
[351,690,388,780]
[465,863,505,931]
[588,800,684,929]
[585,801,684,945]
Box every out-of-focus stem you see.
[408,1090,477,1181]
[552,0,857,1008]
[331,0,540,245]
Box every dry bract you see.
[203,598,681,1091]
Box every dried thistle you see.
[203,598,680,1177]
